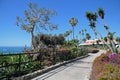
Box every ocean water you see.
[0,46,31,54]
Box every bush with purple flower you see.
[90,51,120,80]
[108,53,120,64]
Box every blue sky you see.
[0,0,120,46]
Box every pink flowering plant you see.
[108,53,120,64]
[90,51,120,80]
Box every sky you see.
[0,0,120,47]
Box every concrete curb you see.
[13,54,89,80]
[84,70,91,80]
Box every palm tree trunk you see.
[73,27,74,39]
[93,28,114,53]
[111,40,116,53]
[106,30,116,53]
[97,20,116,53]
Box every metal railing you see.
[0,51,69,80]
[0,51,52,80]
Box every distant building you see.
[79,39,118,46]
[79,39,98,46]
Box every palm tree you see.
[69,17,78,39]
[98,8,117,53]
[96,39,101,45]
[81,29,84,36]
[84,29,87,34]
[79,31,82,41]
[89,21,96,29]
[98,8,109,35]
[86,33,91,40]
[104,25,109,34]
[98,8,104,19]
[98,8,116,52]
[116,37,120,43]
[108,32,115,40]
[92,13,98,21]
[86,12,92,21]
[79,31,81,34]
[86,12,101,37]
[86,12,97,21]
[108,32,116,52]
[104,37,108,42]
[98,8,109,34]
[86,10,114,53]
[81,29,86,42]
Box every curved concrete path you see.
[32,50,105,80]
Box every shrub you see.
[86,47,99,53]
[0,55,44,78]
[0,45,89,79]
[90,50,120,80]
[56,50,74,61]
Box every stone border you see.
[13,54,89,80]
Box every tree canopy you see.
[16,3,57,49]
[34,34,65,48]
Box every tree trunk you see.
[97,20,115,53]
[111,40,116,53]
[106,29,116,53]
[93,28,114,53]
[73,27,74,39]
[31,32,35,50]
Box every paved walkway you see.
[32,50,105,80]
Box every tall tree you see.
[116,37,120,44]
[104,37,108,42]
[81,29,86,42]
[86,8,114,53]
[84,29,87,34]
[79,31,81,40]
[86,33,91,40]
[98,8,105,19]
[69,17,78,39]
[64,30,72,37]
[98,8,116,53]
[16,3,57,49]
[35,34,65,47]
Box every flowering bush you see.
[90,51,120,80]
[108,53,120,64]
